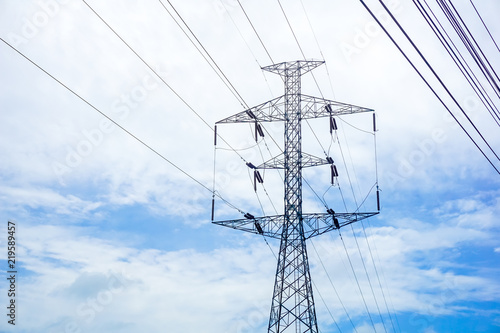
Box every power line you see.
[299,0,337,99]
[276,0,325,98]
[236,0,274,64]
[439,0,500,98]
[84,0,288,199]
[335,110,398,331]
[349,223,388,333]
[377,0,500,162]
[359,221,398,333]
[157,0,285,216]
[81,0,253,168]
[414,0,500,127]
[311,239,359,333]
[0,37,244,215]
[161,0,285,218]
[157,0,249,109]
[219,4,392,331]
[358,0,500,175]
[217,0,276,98]
[276,0,306,60]
[83,1,286,221]
[339,230,378,332]
[469,0,500,55]
[155,0,284,216]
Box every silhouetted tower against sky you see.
[213,60,378,332]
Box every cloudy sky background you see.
[0,0,499,332]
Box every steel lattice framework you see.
[213,60,378,333]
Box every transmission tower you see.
[213,60,379,332]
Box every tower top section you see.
[262,60,324,76]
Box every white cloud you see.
[1,0,500,331]
[0,186,101,219]
[12,203,500,332]
[17,224,274,332]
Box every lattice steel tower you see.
[213,60,378,333]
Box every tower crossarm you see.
[256,152,329,169]
[212,212,379,240]
[301,94,374,120]
[216,94,372,125]
[216,96,286,124]
[262,60,325,76]
[302,212,379,238]
[213,215,285,239]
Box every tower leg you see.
[268,219,318,333]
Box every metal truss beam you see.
[256,152,329,169]
[216,94,373,124]
[213,212,379,239]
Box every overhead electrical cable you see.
[85,0,285,219]
[160,0,286,217]
[311,240,359,333]
[161,0,290,212]
[299,0,337,99]
[0,38,244,215]
[339,230,378,333]
[218,0,276,98]
[157,0,249,109]
[162,0,285,187]
[469,0,500,55]
[335,119,388,330]
[414,0,500,126]
[236,0,274,64]
[276,0,325,98]
[358,0,500,174]
[374,0,500,162]
[81,0,249,165]
[336,114,398,331]
[84,0,284,224]
[438,0,500,98]
[158,0,285,213]
[359,221,398,333]
[310,277,344,333]
[365,218,403,333]
[150,0,285,220]
[349,224,388,333]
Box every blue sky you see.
[1,0,499,332]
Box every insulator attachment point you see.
[244,213,255,219]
